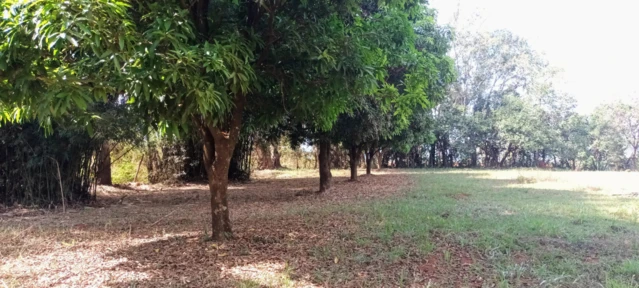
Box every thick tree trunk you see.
[318,137,332,193]
[97,142,112,185]
[198,94,245,241]
[348,145,361,181]
[441,136,449,168]
[256,140,273,170]
[272,144,282,169]
[204,135,233,240]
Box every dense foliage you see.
[0,122,96,207]
[0,0,454,239]
[402,29,639,171]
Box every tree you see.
[433,29,546,167]
[1,0,444,239]
[589,101,639,170]
[333,98,392,180]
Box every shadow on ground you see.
[2,170,639,287]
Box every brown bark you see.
[441,136,449,167]
[198,94,245,241]
[97,142,112,185]
[257,140,274,170]
[366,147,376,175]
[272,144,282,169]
[348,145,361,181]
[318,137,332,193]
[499,143,513,167]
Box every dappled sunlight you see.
[4,169,639,287]
[0,170,412,287]
[0,238,156,287]
[224,261,319,288]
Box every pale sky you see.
[430,0,639,113]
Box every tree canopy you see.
[0,0,456,239]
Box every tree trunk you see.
[366,147,376,175]
[197,94,245,241]
[470,151,478,167]
[257,140,273,170]
[441,136,449,168]
[429,142,436,167]
[97,142,112,185]
[348,145,361,181]
[318,137,332,193]
[499,143,512,167]
[314,148,318,169]
[272,144,282,169]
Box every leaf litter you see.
[0,169,494,287]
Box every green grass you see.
[111,146,148,184]
[358,169,639,287]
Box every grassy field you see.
[1,169,639,287]
[359,170,639,287]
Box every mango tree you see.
[1,0,438,240]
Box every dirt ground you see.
[0,169,437,287]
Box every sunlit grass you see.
[360,169,639,287]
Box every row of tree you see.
[2,0,635,240]
[0,0,454,239]
[415,30,639,171]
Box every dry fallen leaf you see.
[0,171,423,288]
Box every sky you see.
[429,0,639,113]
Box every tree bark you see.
[348,145,361,181]
[441,136,449,168]
[366,147,376,175]
[256,140,273,170]
[499,143,513,167]
[314,147,318,169]
[272,143,282,169]
[318,137,332,193]
[198,94,245,241]
[97,142,112,185]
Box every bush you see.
[0,123,99,207]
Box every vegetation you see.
[1,0,639,287]
[366,170,639,286]
[2,169,639,287]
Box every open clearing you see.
[2,169,639,287]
